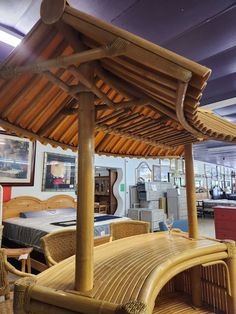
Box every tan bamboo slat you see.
[14,233,235,314]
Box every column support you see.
[75,64,94,292]
[184,143,198,239]
[225,241,236,314]
[185,143,201,307]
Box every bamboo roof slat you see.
[0,2,235,159]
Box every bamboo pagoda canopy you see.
[2,2,236,314]
[0,2,236,158]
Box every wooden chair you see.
[110,220,150,241]
[41,229,110,267]
[0,249,35,300]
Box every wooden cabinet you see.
[214,206,236,241]
[95,170,117,214]
[95,177,110,196]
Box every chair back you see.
[110,220,150,241]
[159,221,168,231]
[159,219,188,232]
[172,219,188,232]
[41,230,111,267]
[41,229,76,267]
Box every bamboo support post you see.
[184,143,201,307]
[75,63,95,292]
[184,143,198,238]
[225,241,236,314]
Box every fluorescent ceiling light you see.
[0,28,22,47]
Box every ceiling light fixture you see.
[0,27,22,47]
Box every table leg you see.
[27,256,31,273]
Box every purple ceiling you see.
[0,0,235,167]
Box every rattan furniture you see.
[110,220,150,240]
[5,247,33,273]
[0,249,35,301]
[41,229,110,267]
[2,0,236,312]
[14,232,236,313]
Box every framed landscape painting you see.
[0,132,36,186]
[42,152,76,191]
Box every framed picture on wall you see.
[152,165,161,181]
[42,152,76,191]
[0,132,36,186]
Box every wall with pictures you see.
[11,142,77,199]
[9,141,162,215]
[7,140,236,214]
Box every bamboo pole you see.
[184,143,198,238]
[75,63,95,291]
[0,37,129,79]
[184,143,201,307]
[225,241,236,314]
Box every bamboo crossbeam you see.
[43,71,79,99]
[0,38,129,79]
[95,123,172,149]
[69,65,116,109]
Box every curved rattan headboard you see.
[3,195,76,219]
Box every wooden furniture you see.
[110,220,150,240]
[167,188,188,220]
[3,195,76,219]
[0,248,35,301]
[214,206,236,241]
[128,208,165,231]
[95,170,118,215]
[41,229,110,267]
[15,233,236,313]
[5,247,33,273]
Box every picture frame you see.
[135,162,152,183]
[42,152,76,191]
[0,132,36,186]
[152,165,161,181]
[161,165,169,182]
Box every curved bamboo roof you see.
[0,3,236,158]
